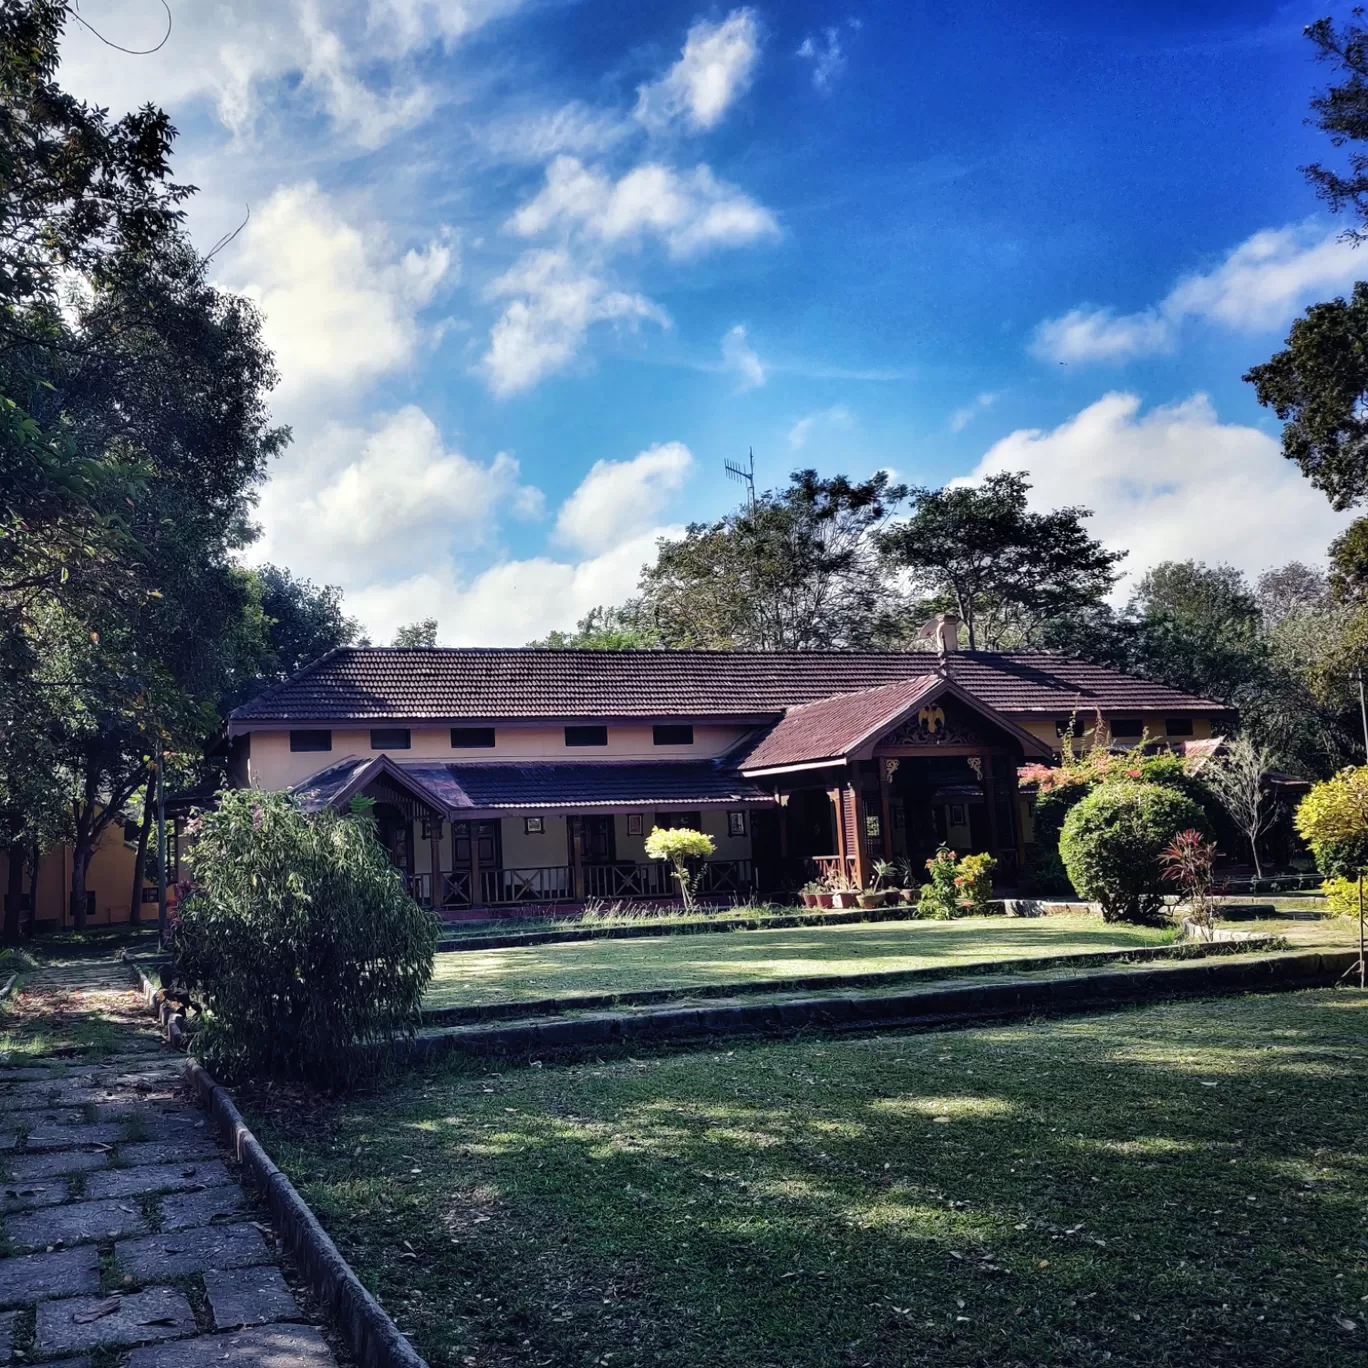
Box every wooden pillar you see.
[829,788,845,868]
[469,820,483,907]
[851,787,872,891]
[878,763,894,862]
[980,755,1000,858]
[1009,763,1026,875]
[570,816,585,900]
[428,818,442,909]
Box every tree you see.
[1204,734,1277,878]
[877,473,1123,650]
[637,469,907,649]
[1295,764,1368,983]
[528,603,662,650]
[1245,14,1368,505]
[392,619,438,648]
[644,825,715,911]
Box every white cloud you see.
[479,100,632,163]
[480,249,669,396]
[254,406,543,582]
[635,9,760,132]
[721,325,767,389]
[966,391,1352,589]
[796,24,851,92]
[346,526,676,646]
[509,156,779,260]
[788,404,854,450]
[217,182,455,412]
[1030,222,1366,364]
[554,442,695,553]
[58,0,525,147]
[949,391,999,433]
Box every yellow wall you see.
[244,723,753,792]
[1019,715,1215,749]
[0,821,146,927]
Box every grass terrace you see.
[248,987,1368,1368]
[422,914,1192,1012]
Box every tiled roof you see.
[231,648,1228,724]
[735,677,943,771]
[292,757,773,815]
[734,675,1056,772]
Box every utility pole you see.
[155,738,168,947]
[1357,669,1368,759]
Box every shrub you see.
[1160,827,1218,937]
[644,826,716,910]
[1296,766,1368,885]
[174,790,438,1086]
[917,846,997,918]
[1059,781,1208,924]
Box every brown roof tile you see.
[229,647,1228,726]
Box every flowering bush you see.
[1160,827,1218,937]
[917,846,997,918]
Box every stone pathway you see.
[0,961,342,1368]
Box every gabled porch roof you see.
[734,675,1054,777]
[291,756,776,819]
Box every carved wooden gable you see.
[875,693,997,749]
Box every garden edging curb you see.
[128,963,429,1368]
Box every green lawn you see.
[248,988,1368,1368]
[422,915,1180,1011]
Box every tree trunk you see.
[128,768,155,924]
[1249,827,1263,880]
[4,841,23,945]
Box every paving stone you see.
[6,1197,148,1250]
[126,1322,336,1368]
[0,1247,101,1308]
[118,1140,221,1167]
[0,1307,17,1362]
[6,1151,108,1181]
[83,1161,231,1202]
[2,1178,69,1211]
[133,1114,211,1144]
[115,1223,270,1279]
[3,1110,87,1132]
[23,1123,124,1151]
[159,1185,245,1232]
[204,1267,300,1330]
[0,1136,17,1154]
[35,1287,196,1353]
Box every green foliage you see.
[1295,765,1368,885]
[644,826,716,911]
[636,469,907,649]
[392,619,438,647]
[877,472,1123,649]
[1319,874,1367,916]
[528,604,662,650]
[174,790,438,1085]
[917,846,996,918]
[1059,781,1208,924]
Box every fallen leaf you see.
[72,1299,120,1324]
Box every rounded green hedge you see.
[1059,781,1208,925]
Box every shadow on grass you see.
[248,988,1368,1368]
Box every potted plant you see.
[799,880,823,908]
[827,870,860,908]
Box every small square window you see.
[653,724,694,746]
[1054,718,1084,738]
[370,728,411,750]
[1164,717,1194,737]
[290,729,332,753]
[626,814,644,836]
[524,816,545,834]
[865,814,881,839]
[727,811,746,837]
[1109,719,1143,739]
[565,725,608,747]
[421,818,443,840]
[451,727,496,749]
[654,811,701,831]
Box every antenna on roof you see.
[724,447,757,511]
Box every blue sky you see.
[60,0,1366,641]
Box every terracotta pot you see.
[800,892,817,907]
[857,893,882,910]
[832,891,857,909]
[815,892,834,908]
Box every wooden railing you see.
[584,862,671,900]
[411,860,757,908]
[482,866,574,905]
[809,854,857,888]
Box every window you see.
[370,728,411,750]
[451,727,496,749]
[565,725,608,747]
[727,811,746,837]
[865,814,881,839]
[626,814,644,836]
[1055,718,1084,738]
[123,819,141,846]
[1164,717,1194,737]
[654,811,702,832]
[289,729,332,753]
[1109,719,1143,739]
[653,724,694,746]
[524,816,545,834]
